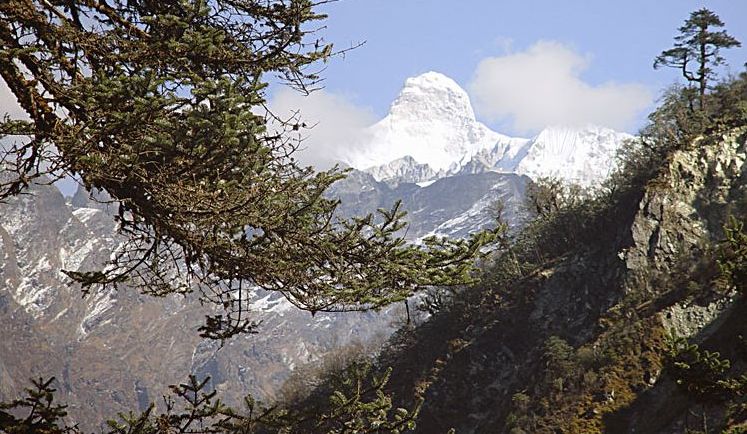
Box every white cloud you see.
[265,88,375,170]
[469,41,652,133]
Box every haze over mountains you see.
[1,71,634,430]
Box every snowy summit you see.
[348,71,510,172]
[346,71,633,187]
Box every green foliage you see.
[718,216,747,294]
[542,336,577,384]
[0,377,79,434]
[525,177,587,219]
[641,84,710,152]
[504,392,533,434]
[710,71,747,129]
[1,366,422,434]
[654,8,741,107]
[432,36,747,434]
[495,173,613,276]
[519,177,600,260]
[665,333,747,403]
[485,70,747,433]
[314,363,421,434]
[417,204,512,316]
[640,71,747,159]
[0,0,496,339]
[277,337,390,406]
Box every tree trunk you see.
[699,31,708,111]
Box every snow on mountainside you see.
[328,169,529,240]
[513,125,633,186]
[349,72,520,173]
[332,71,632,246]
[364,156,443,187]
[352,71,632,188]
[0,182,399,431]
[458,125,632,186]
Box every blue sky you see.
[293,0,746,136]
[1,0,745,189]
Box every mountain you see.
[512,125,633,186]
[353,72,631,191]
[336,72,632,244]
[0,183,399,431]
[328,169,529,240]
[362,156,443,188]
[453,125,630,185]
[1,72,635,431]
[368,125,747,433]
[347,72,524,173]
[335,72,633,247]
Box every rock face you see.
[605,128,747,434]
[626,129,747,275]
[329,169,529,240]
[372,127,747,433]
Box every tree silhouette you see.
[0,0,497,339]
[654,8,740,110]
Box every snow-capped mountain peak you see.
[454,124,632,186]
[514,125,633,186]
[346,71,632,188]
[364,155,443,187]
[388,71,475,122]
[348,71,507,173]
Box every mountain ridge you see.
[349,72,632,188]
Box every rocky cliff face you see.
[609,127,747,434]
[624,128,746,325]
[373,127,747,433]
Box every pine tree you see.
[0,0,498,339]
[654,8,741,110]
[0,377,78,434]
[1,367,423,433]
[718,215,747,294]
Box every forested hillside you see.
[372,72,747,433]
